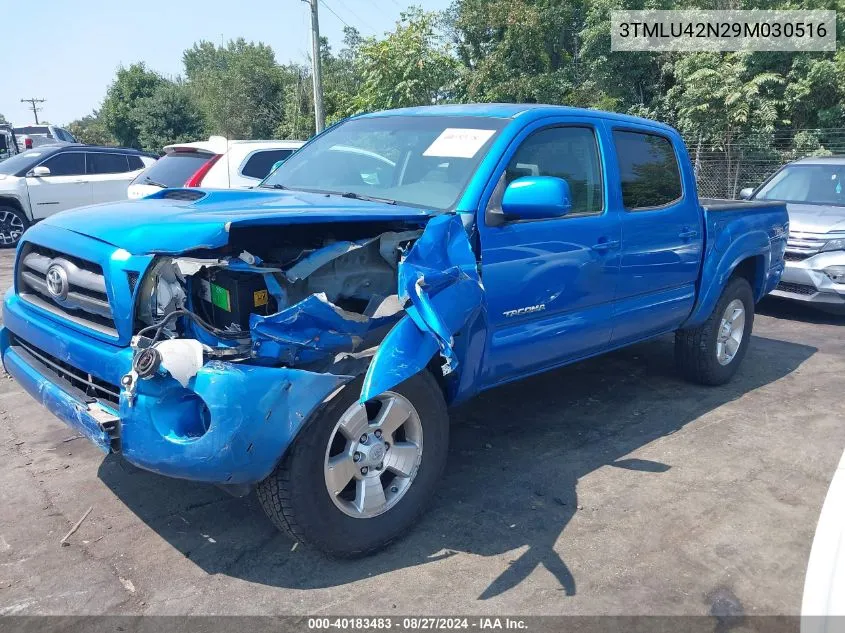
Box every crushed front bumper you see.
[1,292,351,485]
[770,250,845,308]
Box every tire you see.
[0,205,28,248]
[675,276,755,386]
[257,371,449,557]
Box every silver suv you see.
[742,156,845,313]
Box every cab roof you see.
[357,103,677,133]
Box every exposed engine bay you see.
[124,222,426,398]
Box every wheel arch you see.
[0,195,30,221]
[683,230,771,328]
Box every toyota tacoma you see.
[0,105,788,556]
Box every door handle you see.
[591,239,620,252]
[679,228,699,239]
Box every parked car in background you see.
[0,145,155,246]
[741,156,845,313]
[13,124,78,151]
[0,104,788,556]
[127,136,304,198]
[0,125,20,162]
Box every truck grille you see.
[785,232,828,259]
[17,244,117,337]
[10,334,121,410]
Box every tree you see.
[662,53,784,196]
[323,28,364,124]
[184,38,287,139]
[450,0,590,105]
[276,63,315,140]
[67,113,117,146]
[133,83,207,153]
[101,63,168,148]
[0,113,7,125]
[349,9,457,114]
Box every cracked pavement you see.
[1,247,843,615]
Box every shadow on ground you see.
[758,296,845,326]
[97,328,816,599]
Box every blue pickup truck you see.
[0,104,787,556]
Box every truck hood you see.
[41,188,435,254]
[786,203,845,234]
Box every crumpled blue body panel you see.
[121,362,350,484]
[361,214,485,402]
[0,292,351,485]
[249,293,394,366]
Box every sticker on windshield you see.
[423,128,496,158]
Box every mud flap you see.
[360,214,484,402]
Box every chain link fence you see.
[684,129,845,199]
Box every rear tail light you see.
[24,138,32,149]
[184,154,222,187]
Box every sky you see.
[0,0,453,126]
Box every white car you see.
[13,124,78,151]
[802,449,845,631]
[0,145,156,246]
[127,137,304,199]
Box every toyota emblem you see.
[45,263,69,301]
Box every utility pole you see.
[302,0,325,133]
[20,98,46,124]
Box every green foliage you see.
[0,113,7,125]
[76,0,845,163]
[349,8,457,114]
[133,83,207,153]
[663,53,784,147]
[184,38,286,139]
[66,113,116,146]
[100,63,167,148]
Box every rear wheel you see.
[675,277,754,385]
[257,371,449,557]
[0,206,28,247]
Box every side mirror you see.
[501,176,573,221]
[738,187,754,200]
[28,165,51,178]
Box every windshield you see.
[131,151,211,187]
[14,126,51,137]
[755,163,845,207]
[261,115,507,210]
[0,149,49,175]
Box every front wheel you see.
[0,206,29,248]
[675,276,755,386]
[257,371,449,557]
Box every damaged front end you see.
[114,214,484,485]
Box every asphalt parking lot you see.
[1,246,844,617]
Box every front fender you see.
[683,228,771,328]
[360,214,485,403]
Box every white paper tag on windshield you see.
[423,128,496,158]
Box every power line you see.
[320,0,351,28]
[20,98,46,124]
[333,0,377,32]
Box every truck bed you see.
[700,198,785,212]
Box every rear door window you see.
[612,130,683,210]
[88,153,130,174]
[127,155,145,171]
[241,149,294,179]
[39,152,85,176]
[133,152,212,187]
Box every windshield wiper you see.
[339,191,397,205]
[258,183,289,190]
[143,177,169,188]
